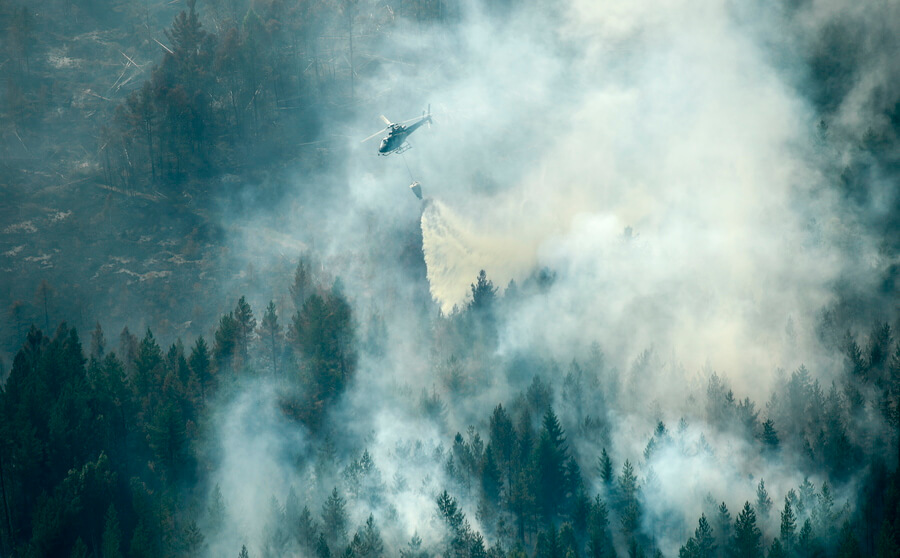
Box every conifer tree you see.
[761,419,779,451]
[620,500,640,541]
[101,504,123,558]
[292,285,358,417]
[35,280,53,332]
[565,488,587,536]
[208,483,227,533]
[814,481,835,532]
[189,336,213,399]
[437,490,464,533]
[354,514,384,558]
[508,467,536,541]
[755,480,772,520]
[263,495,288,557]
[130,518,154,558]
[91,322,106,360]
[147,401,187,480]
[481,444,502,505]
[285,487,301,535]
[297,505,320,552]
[70,538,89,558]
[316,532,331,558]
[322,487,348,550]
[798,519,816,555]
[134,329,164,397]
[259,300,281,375]
[836,521,861,558]
[470,270,497,312]
[797,478,815,516]
[598,448,614,486]
[564,456,585,506]
[587,496,613,558]
[875,519,899,558]
[715,502,731,558]
[119,326,139,371]
[619,460,638,501]
[767,538,786,558]
[780,497,796,552]
[489,403,516,473]
[693,514,716,558]
[182,521,205,555]
[400,532,427,558]
[470,530,488,558]
[8,300,25,342]
[823,387,853,479]
[679,538,699,558]
[845,332,867,378]
[732,502,762,558]
[437,490,473,558]
[214,312,239,371]
[534,525,559,558]
[628,538,645,558]
[865,322,892,373]
[535,407,568,520]
[234,296,256,361]
[618,458,640,537]
[290,257,316,310]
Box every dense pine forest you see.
[3,267,900,558]
[2,1,899,558]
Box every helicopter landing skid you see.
[390,143,412,155]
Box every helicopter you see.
[362,105,432,155]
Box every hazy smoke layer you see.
[209,382,310,554]
[404,0,891,397]
[207,0,897,555]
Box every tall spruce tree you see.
[535,407,568,521]
[694,514,716,558]
[259,300,281,375]
[780,497,796,552]
[489,403,516,474]
[598,448,614,486]
[321,487,347,550]
[715,502,732,558]
[189,336,213,399]
[732,502,762,558]
[234,296,256,363]
[755,480,772,520]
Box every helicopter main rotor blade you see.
[380,115,392,126]
[361,128,387,143]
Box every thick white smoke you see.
[412,0,887,400]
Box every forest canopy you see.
[1,0,899,558]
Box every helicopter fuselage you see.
[378,117,430,155]
[378,130,408,154]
